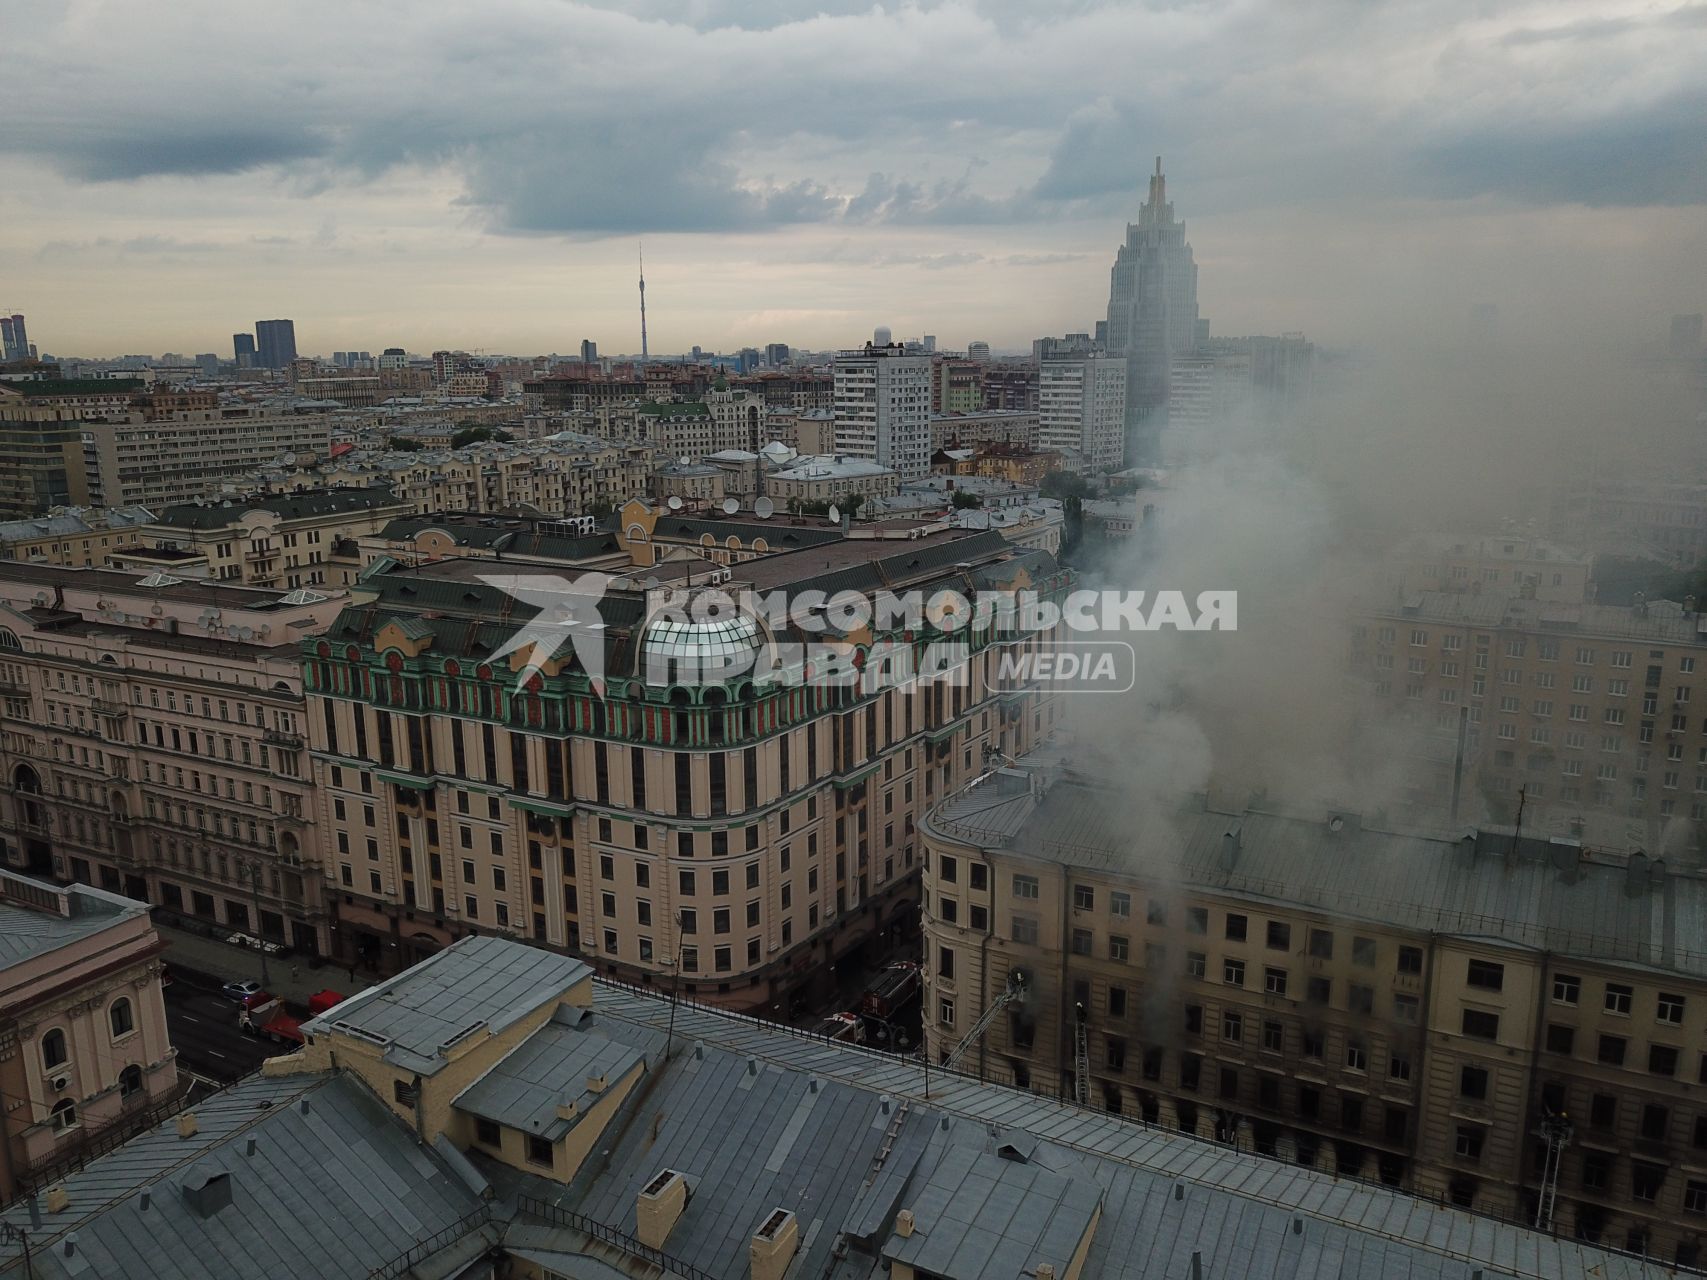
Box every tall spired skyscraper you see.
[1106,156,1199,463]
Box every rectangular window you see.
[1308,929,1333,959]
[1605,983,1632,1015]
[1012,874,1039,900]
[1466,959,1504,991]
[1224,913,1247,941]
[1264,967,1287,996]
[1461,1009,1499,1040]
[1265,920,1290,950]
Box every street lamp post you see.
[243,860,271,991]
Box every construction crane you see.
[941,972,1027,1073]
[1072,1001,1090,1107]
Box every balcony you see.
[263,729,305,750]
[89,698,127,718]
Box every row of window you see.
[40,997,137,1070]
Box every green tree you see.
[951,490,982,509]
[384,436,424,451]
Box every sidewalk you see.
[154,920,379,1006]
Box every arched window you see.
[0,628,20,651]
[49,1099,77,1133]
[41,1028,67,1069]
[119,1065,143,1099]
[109,997,134,1038]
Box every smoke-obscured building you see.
[921,746,1707,1266]
[1106,158,1200,463]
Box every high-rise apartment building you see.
[232,333,256,367]
[0,313,29,361]
[921,748,1707,1266]
[253,319,298,370]
[833,343,933,480]
[303,506,1071,1009]
[1106,157,1199,462]
[580,338,598,364]
[78,407,332,510]
[0,564,346,955]
[1038,345,1127,470]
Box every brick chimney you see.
[636,1169,689,1249]
[750,1208,798,1280]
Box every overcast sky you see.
[2,0,1704,358]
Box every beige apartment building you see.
[1353,590,1707,831]
[1393,532,1595,605]
[766,456,900,508]
[0,564,346,953]
[0,506,157,567]
[305,514,1072,1012]
[920,751,1707,1267]
[0,869,177,1202]
[260,438,655,518]
[112,486,412,589]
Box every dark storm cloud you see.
[2,0,1704,238]
[44,130,325,182]
[1417,92,1707,207]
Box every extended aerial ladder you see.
[1534,1111,1574,1232]
[1072,1001,1090,1106]
[941,972,1028,1073]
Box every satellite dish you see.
[667,496,684,511]
[754,497,774,519]
[678,455,690,466]
[282,453,297,466]
[722,497,739,515]
[827,504,842,524]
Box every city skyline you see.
[3,1,1705,356]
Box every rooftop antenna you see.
[638,242,649,365]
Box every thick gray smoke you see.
[1067,338,1705,845]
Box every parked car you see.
[221,979,264,1003]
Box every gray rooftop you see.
[881,1143,1102,1279]
[305,934,591,1076]
[1377,589,1707,645]
[923,760,1707,979]
[579,981,1667,1280]
[0,875,147,975]
[454,1005,655,1142]
[0,1073,486,1280]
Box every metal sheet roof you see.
[305,934,590,1076]
[454,1006,654,1141]
[924,767,1707,979]
[585,980,1667,1280]
[0,1073,486,1280]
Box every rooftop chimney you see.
[750,1208,799,1280]
[637,1169,690,1249]
[180,1171,232,1219]
[45,1185,70,1214]
[585,1072,607,1094]
[895,1209,916,1238]
[1220,825,1242,871]
[1036,1266,1055,1280]
[175,1113,198,1139]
